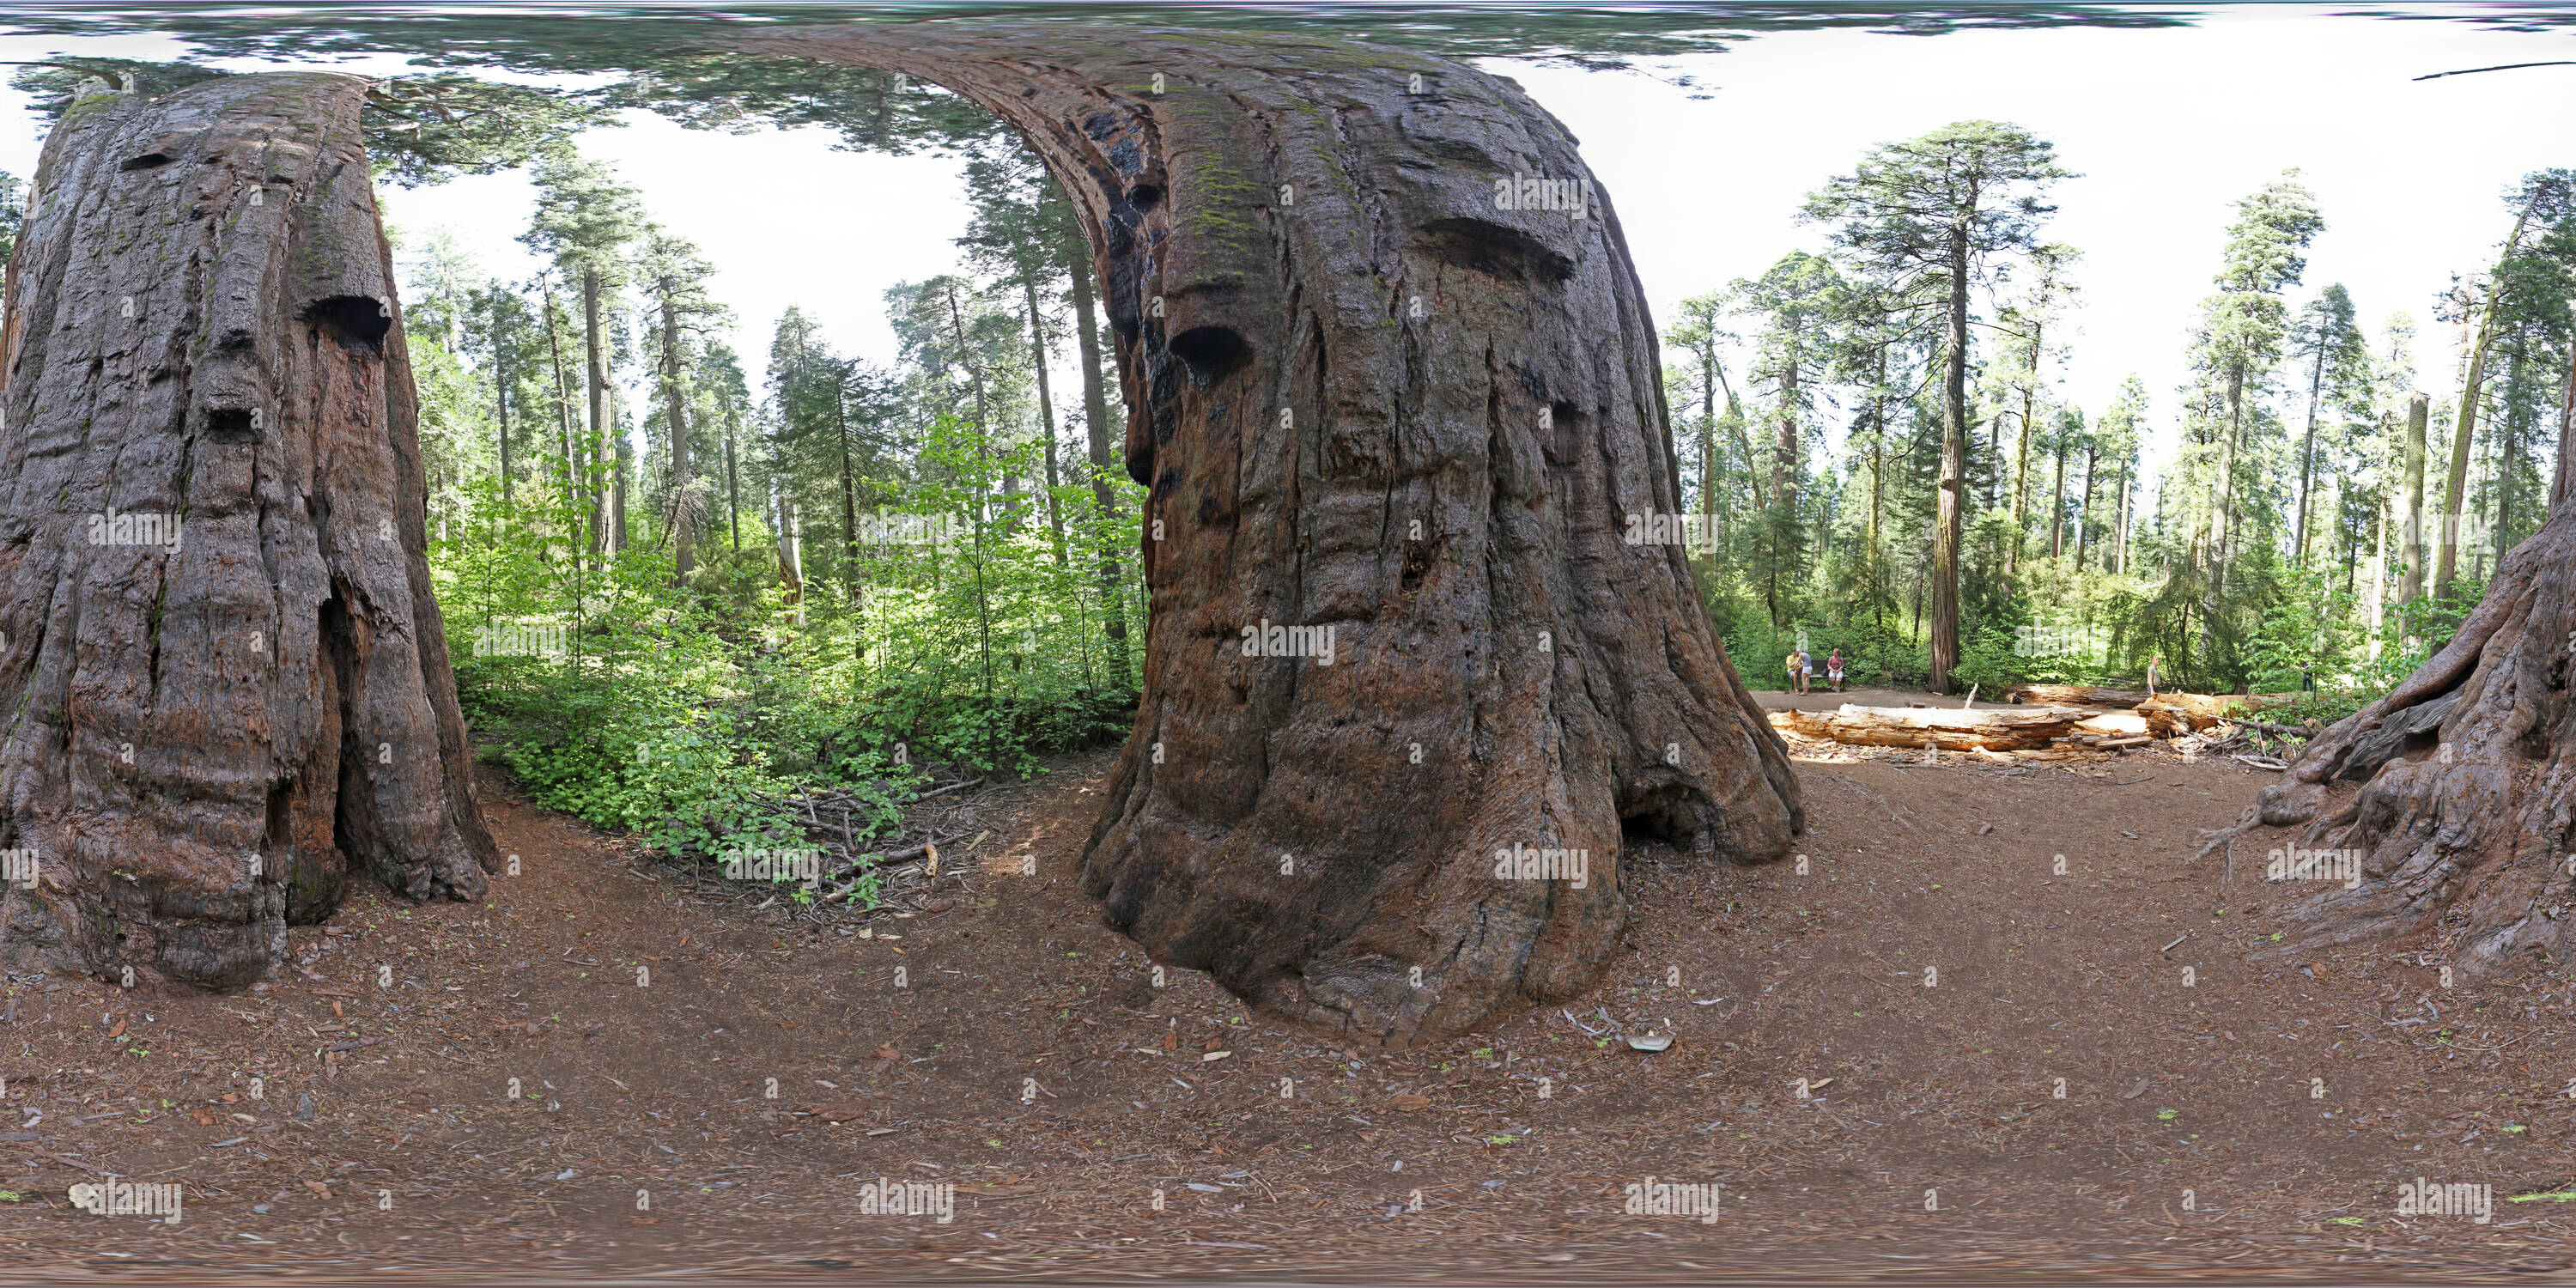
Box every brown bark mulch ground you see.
[3,726,2570,1283]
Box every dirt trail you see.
[2,742,2571,1282]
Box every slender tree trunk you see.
[611,390,629,554]
[831,374,862,648]
[1930,220,1971,693]
[1721,364,1764,509]
[1024,278,1069,568]
[2007,317,2042,574]
[2047,428,2069,559]
[582,266,611,558]
[2115,463,2131,575]
[2367,497,2387,659]
[2075,441,2097,571]
[747,23,1801,1043]
[539,276,580,568]
[2439,210,2532,593]
[776,496,804,613]
[1773,361,1798,519]
[495,336,513,507]
[944,281,996,494]
[2214,360,2245,583]
[2401,392,2430,604]
[659,276,694,582]
[1698,353,1716,541]
[724,399,743,552]
[2497,345,2523,578]
[2553,339,2576,515]
[2294,337,2325,561]
[1064,234,1127,669]
[0,75,496,987]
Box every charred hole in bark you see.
[119,152,175,172]
[1416,217,1574,285]
[1127,183,1163,212]
[1544,401,1586,466]
[317,590,362,858]
[300,295,391,354]
[204,407,259,443]
[1168,325,1249,387]
[1619,789,1697,847]
[264,777,292,854]
[1400,531,1437,592]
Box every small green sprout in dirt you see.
[1473,1048,1494,1060]
[2156,1109,2178,1121]
[2327,1216,2365,1225]
[1485,1134,1517,1146]
[0,1191,23,1203]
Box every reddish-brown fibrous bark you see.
[0,75,495,990]
[750,26,1803,1043]
[2235,515,2576,972]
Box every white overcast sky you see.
[0,5,2567,486]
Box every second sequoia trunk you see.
[2233,507,2576,974]
[756,24,1804,1044]
[0,75,496,990]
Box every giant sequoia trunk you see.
[2237,511,2576,974]
[748,26,1803,1044]
[0,76,496,990]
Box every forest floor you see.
[3,720,2573,1284]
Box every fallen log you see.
[2004,684,2148,708]
[1769,705,2092,751]
[2134,692,2293,737]
[2215,716,2318,740]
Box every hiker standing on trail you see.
[1826,647,1845,693]
[2300,659,2315,695]
[1786,646,1808,695]
[2146,653,2162,698]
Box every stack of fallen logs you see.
[1768,685,2306,764]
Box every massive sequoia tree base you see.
[2230,513,2576,974]
[0,76,496,990]
[752,26,1803,1044]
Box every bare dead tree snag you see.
[2226,513,2576,974]
[748,26,1804,1044]
[0,75,496,991]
